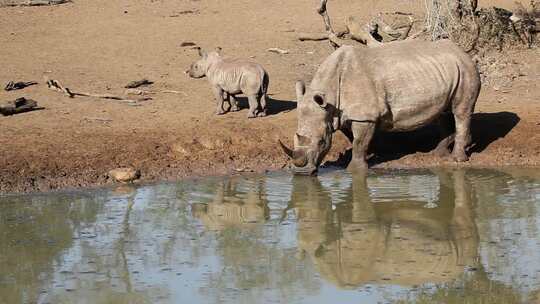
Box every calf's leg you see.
[348,121,376,172]
[213,86,226,115]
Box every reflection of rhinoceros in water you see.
[191,179,270,231]
[291,170,479,288]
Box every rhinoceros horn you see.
[278,139,308,167]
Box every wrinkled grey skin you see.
[280,39,481,175]
[187,47,269,118]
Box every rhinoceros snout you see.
[292,165,318,176]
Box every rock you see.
[108,167,140,183]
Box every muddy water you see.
[1,168,539,304]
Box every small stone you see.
[108,167,140,183]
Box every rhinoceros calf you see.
[280,39,481,175]
[187,47,269,118]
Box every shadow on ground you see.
[233,96,296,116]
[324,111,520,167]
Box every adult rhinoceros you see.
[280,39,481,175]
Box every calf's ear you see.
[215,47,223,55]
[197,47,208,59]
[295,81,305,103]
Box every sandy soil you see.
[0,0,539,193]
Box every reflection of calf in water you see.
[289,170,479,288]
[191,179,270,230]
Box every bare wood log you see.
[376,16,414,40]
[45,78,149,103]
[317,0,343,48]
[347,16,382,47]
[4,81,38,91]
[407,27,428,40]
[159,90,188,96]
[0,97,41,116]
[46,79,75,97]
[267,48,290,54]
[297,32,330,41]
[1,0,70,7]
[125,79,153,88]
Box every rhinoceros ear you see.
[215,47,222,55]
[313,93,328,109]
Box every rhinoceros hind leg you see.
[347,122,376,171]
[434,112,455,157]
[452,111,472,162]
[247,95,258,118]
[259,93,268,115]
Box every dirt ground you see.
[0,0,539,193]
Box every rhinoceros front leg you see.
[212,86,226,115]
[348,121,376,172]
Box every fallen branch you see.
[46,78,75,97]
[301,1,420,48]
[159,90,188,96]
[4,81,38,91]
[369,15,415,41]
[46,78,150,103]
[125,79,153,88]
[298,32,330,41]
[347,16,382,47]
[297,29,348,41]
[82,117,113,123]
[0,97,41,116]
[267,48,289,54]
[1,0,70,7]
[317,0,343,48]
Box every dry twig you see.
[267,48,290,54]
[4,81,38,91]
[0,97,41,116]
[46,78,150,103]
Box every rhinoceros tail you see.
[261,71,269,96]
[260,71,269,113]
